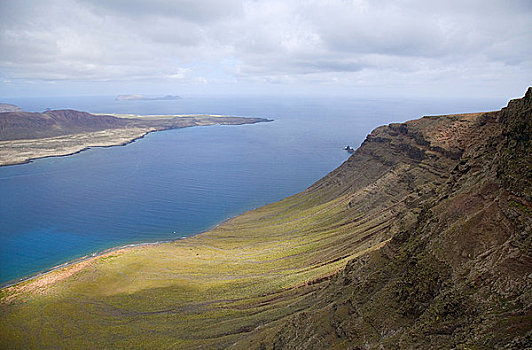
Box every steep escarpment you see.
[235,90,532,349]
[498,88,532,202]
[0,90,530,349]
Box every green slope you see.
[0,179,393,348]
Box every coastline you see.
[0,115,272,167]
[16,130,152,165]
[0,128,154,167]
[0,205,249,290]
[0,239,175,289]
[0,115,273,292]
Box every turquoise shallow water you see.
[0,95,504,285]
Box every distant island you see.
[0,105,271,166]
[116,94,182,101]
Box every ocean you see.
[0,95,504,285]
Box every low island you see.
[0,108,271,166]
[115,94,182,101]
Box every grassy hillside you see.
[0,189,392,348]
[1,89,530,349]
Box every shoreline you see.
[0,238,177,289]
[0,115,272,167]
[0,115,272,289]
[0,129,153,168]
[0,196,252,290]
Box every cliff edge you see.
[236,88,532,349]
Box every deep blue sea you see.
[0,95,505,285]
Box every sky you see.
[0,0,531,99]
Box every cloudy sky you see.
[0,0,531,98]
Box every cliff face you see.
[498,88,532,202]
[236,89,532,349]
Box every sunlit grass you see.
[1,186,393,349]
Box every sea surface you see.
[0,95,505,285]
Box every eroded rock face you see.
[498,88,532,202]
[237,89,532,349]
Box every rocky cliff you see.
[235,89,532,349]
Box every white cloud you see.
[0,0,530,97]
